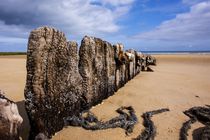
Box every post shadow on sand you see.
[141,66,154,72]
[146,67,154,72]
[16,100,30,140]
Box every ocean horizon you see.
[141,50,210,55]
[1,50,210,55]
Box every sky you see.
[0,0,210,52]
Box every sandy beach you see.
[0,54,210,140]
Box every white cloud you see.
[0,0,136,51]
[0,0,135,38]
[133,1,210,44]
[39,0,119,35]
[90,0,135,19]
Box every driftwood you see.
[180,106,210,140]
[64,106,138,135]
[134,108,169,140]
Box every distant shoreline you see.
[142,51,210,55]
[0,52,26,55]
[1,51,210,56]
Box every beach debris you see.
[133,108,170,140]
[0,90,23,140]
[64,106,138,135]
[140,55,156,72]
[24,26,156,138]
[180,106,210,140]
[146,55,156,66]
[136,54,155,72]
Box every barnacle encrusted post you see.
[24,27,84,138]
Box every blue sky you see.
[0,0,210,52]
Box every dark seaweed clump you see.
[133,108,170,140]
[64,106,138,135]
[180,105,210,140]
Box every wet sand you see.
[0,54,210,140]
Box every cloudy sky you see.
[0,0,210,52]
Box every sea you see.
[141,51,210,55]
[1,51,210,55]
